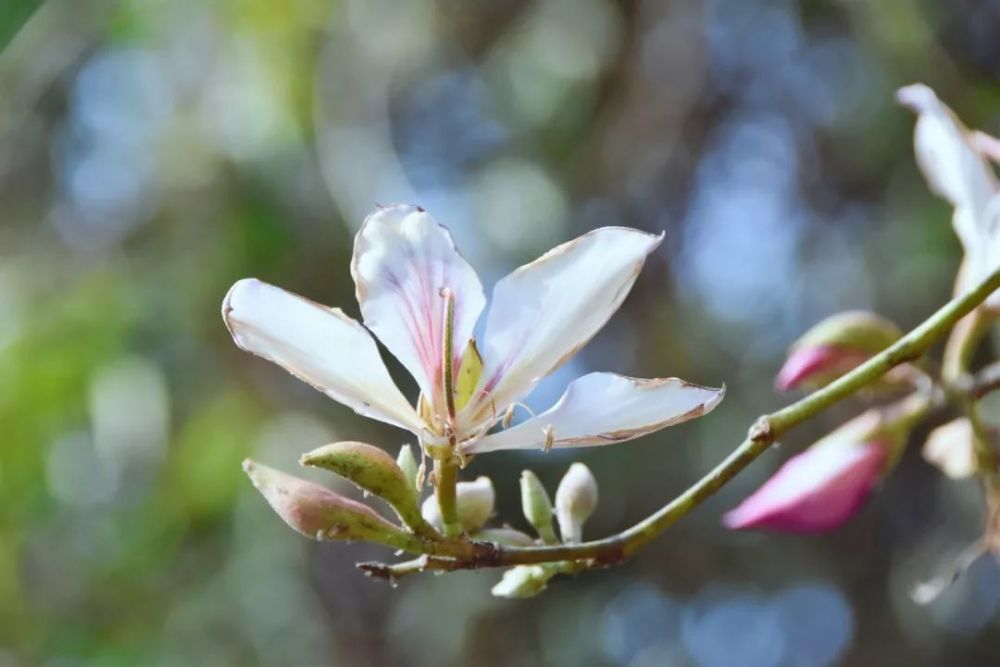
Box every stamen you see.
[415,440,428,490]
[542,425,555,452]
[501,402,539,429]
[440,287,457,426]
[501,405,516,429]
[416,459,427,490]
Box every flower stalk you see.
[361,263,1000,576]
[229,84,1000,596]
[434,458,461,537]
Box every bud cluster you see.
[242,433,605,597]
[490,462,600,598]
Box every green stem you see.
[971,361,1000,399]
[941,304,997,474]
[943,307,990,384]
[383,265,1000,569]
[434,458,462,537]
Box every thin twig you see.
[381,267,1000,571]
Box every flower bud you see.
[723,411,894,534]
[555,463,598,543]
[520,470,557,543]
[300,441,426,532]
[473,527,536,547]
[776,311,902,391]
[243,459,409,545]
[923,418,979,479]
[421,476,495,532]
[396,444,419,492]
[491,565,555,599]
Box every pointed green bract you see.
[300,441,430,534]
[520,470,558,543]
[455,339,484,411]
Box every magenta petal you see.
[723,440,888,534]
[774,345,866,392]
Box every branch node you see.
[592,545,628,568]
[749,416,774,443]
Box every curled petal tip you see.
[896,83,936,112]
[222,278,260,337]
[706,382,726,411]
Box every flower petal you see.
[465,372,724,453]
[352,205,486,406]
[223,278,422,432]
[923,418,978,480]
[897,84,997,248]
[468,227,662,419]
[723,440,887,534]
[971,130,1000,164]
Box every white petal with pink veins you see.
[223,278,422,432]
[352,205,485,409]
[465,227,662,423]
[465,372,724,453]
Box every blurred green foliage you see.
[1,0,999,665]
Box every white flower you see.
[222,205,724,457]
[897,84,1000,309]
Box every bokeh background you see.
[2,0,1000,665]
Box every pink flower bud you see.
[243,459,408,544]
[776,311,902,392]
[724,412,891,533]
[774,345,868,392]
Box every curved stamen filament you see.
[501,401,538,428]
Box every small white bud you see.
[473,527,536,547]
[421,476,495,532]
[491,565,554,598]
[396,444,419,492]
[555,463,598,543]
